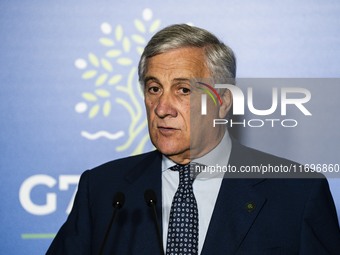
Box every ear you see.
[219,89,232,118]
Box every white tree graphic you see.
[74,8,160,155]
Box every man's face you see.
[143,47,228,164]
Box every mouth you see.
[157,126,179,136]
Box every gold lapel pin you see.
[246,202,256,212]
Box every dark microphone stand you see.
[144,189,165,255]
[98,192,125,255]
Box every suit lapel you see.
[119,151,164,254]
[124,150,163,212]
[201,140,267,254]
[201,178,266,254]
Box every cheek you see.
[145,100,154,114]
[145,102,157,130]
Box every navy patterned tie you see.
[166,163,199,255]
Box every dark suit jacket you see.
[46,140,340,255]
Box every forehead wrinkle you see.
[146,65,206,81]
[146,69,193,86]
[145,48,211,86]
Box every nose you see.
[154,93,177,118]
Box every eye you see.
[179,87,191,95]
[147,85,162,95]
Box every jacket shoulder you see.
[86,150,161,178]
[231,139,297,165]
[230,138,324,179]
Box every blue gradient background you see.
[1,0,339,254]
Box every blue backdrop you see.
[1,0,340,254]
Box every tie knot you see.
[170,163,201,183]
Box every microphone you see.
[98,192,125,255]
[144,189,165,255]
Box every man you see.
[47,24,340,254]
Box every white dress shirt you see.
[161,131,232,254]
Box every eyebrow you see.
[173,78,192,84]
[144,76,159,85]
[143,76,192,85]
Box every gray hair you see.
[138,24,236,85]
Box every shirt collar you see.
[161,130,232,178]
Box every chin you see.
[154,142,188,157]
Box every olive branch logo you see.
[74,8,160,155]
